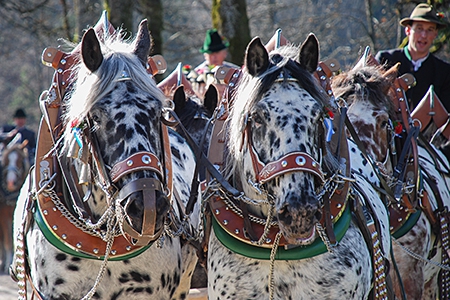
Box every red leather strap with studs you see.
[110,152,164,183]
[257,151,324,184]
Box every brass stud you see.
[52,225,58,231]
[215,209,220,215]
[61,234,67,240]
[43,210,48,215]
[223,220,228,225]
[126,245,132,251]
[76,242,82,248]
[127,160,133,166]
[93,248,99,254]
[281,160,288,167]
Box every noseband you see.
[69,111,173,246]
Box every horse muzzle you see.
[117,177,169,246]
[276,195,322,245]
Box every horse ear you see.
[204,85,218,115]
[132,19,151,67]
[245,37,269,76]
[173,85,187,116]
[384,62,400,83]
[298,33,319,73]
[81,28,103,72]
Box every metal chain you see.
[268,232,282,300]
[81,214,117,300]
[255,203,274,246]
[42,188,120,240]
[315,222,335,253]
[15,213,28,300]
[35,182,119,300]
[391,237,450,271]
[203,184,278,227]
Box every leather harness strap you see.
[110,152,164,183]
[257,151,324,184]
[411,85,450,137]
[351,186,390,300]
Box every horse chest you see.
[207,224,373,300]
[27,225,185,299]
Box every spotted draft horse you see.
[332,54,450,300]
[198,35,392,299]
[11,19,201,300]
[0,134,29,273]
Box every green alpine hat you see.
[200,29,229,54]
[400,3,447,29]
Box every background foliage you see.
[0,0,449,132]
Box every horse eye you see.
[251,113,264,125]
[91,114,101,124]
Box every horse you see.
[332,54,450,300]
[157,66,219,290]
[11,19,202,300]
[157,66,219,162]
[192,34,392,299]
[0,134,30,273]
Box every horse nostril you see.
[277,205,292,225]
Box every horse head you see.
[62,20,170,245]
[226,34,334,245]
[172,84,218,154]
[332,54,399,172]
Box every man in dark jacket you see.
[1,108,36,165]
[375,3,450,112]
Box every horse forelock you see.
[332,65,394,117]
[63,34,164,128]
[225,44,328,180]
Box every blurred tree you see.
[137,0,163,56]
[103,0,134,34]
[212,0,251,66]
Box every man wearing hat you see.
[195,29,238,74]
[1,108,36,165]
[375,3,450,111]
[193,29,238,97]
